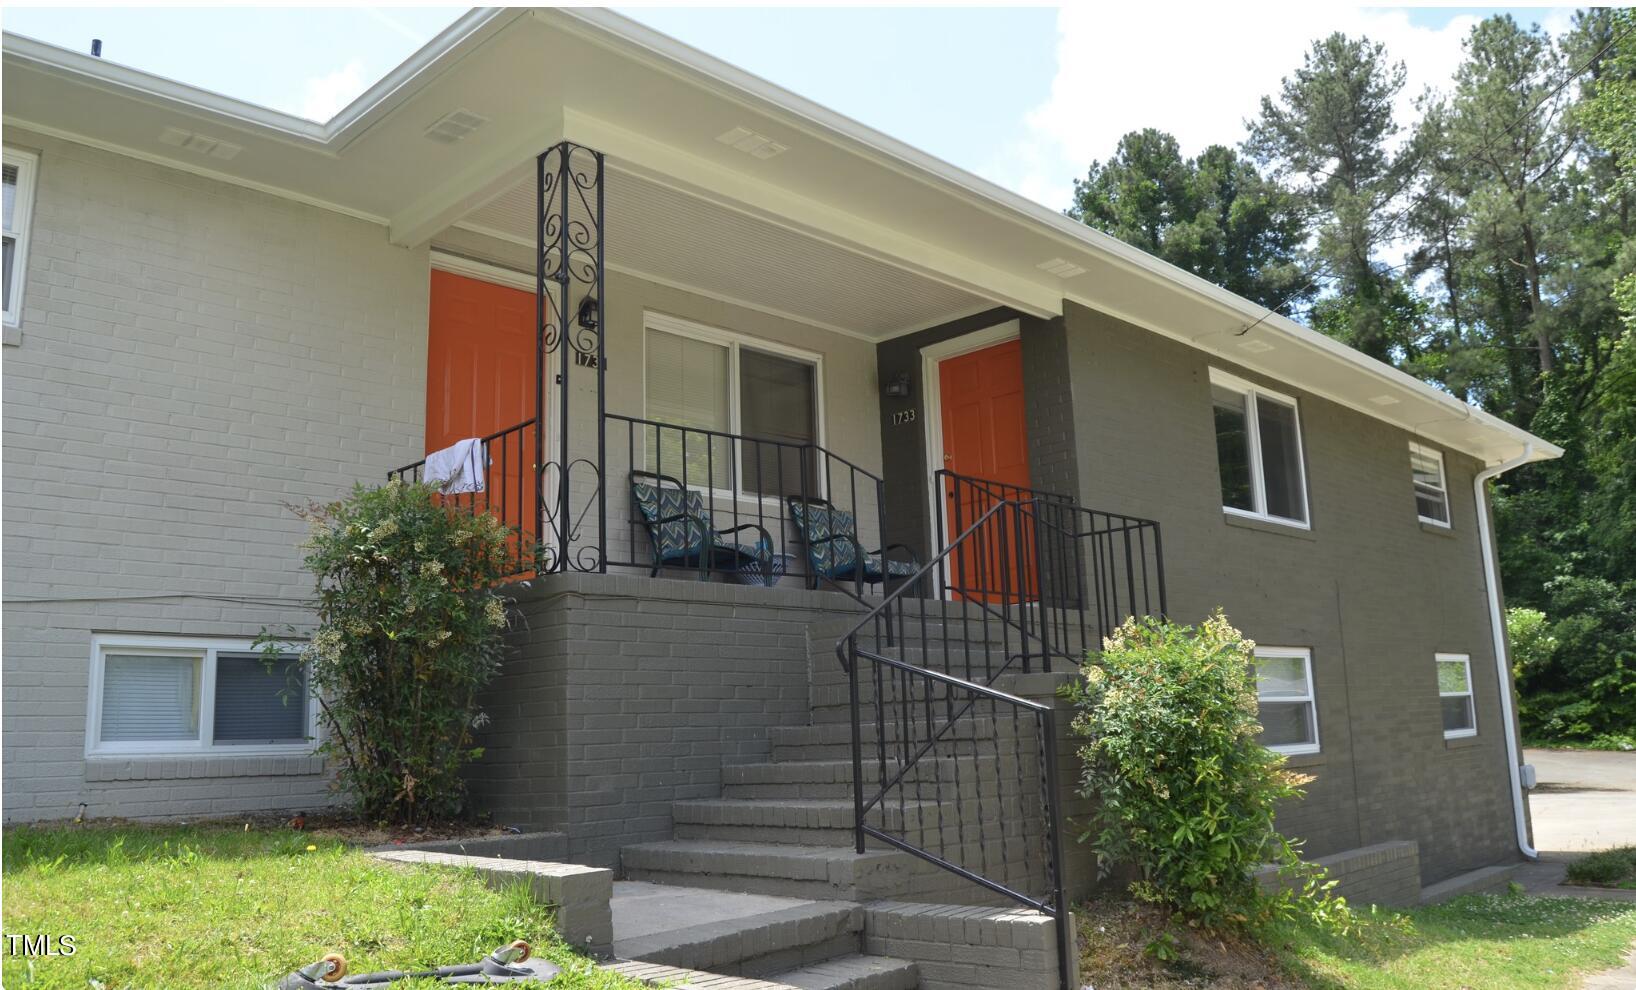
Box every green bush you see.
[1565,846,1636,887]
[268,480,522,824]
[1066,612,1347,936]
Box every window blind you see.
[646,329,731,488]
[100,654,199,743]
[213,653,307,744]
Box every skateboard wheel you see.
[321,953,347,981]
[508,940,531,962]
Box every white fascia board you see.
[551,7,1560,466]
[564,110,1061,320]
[2,8,517,153]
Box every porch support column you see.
[536,141,607,573]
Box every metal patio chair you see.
[786,495,918,593]
[630,471,775,582]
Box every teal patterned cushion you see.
[631,482,711,559]
[790,500,860,577]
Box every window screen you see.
[1212,384,1254,512]
[1256,395,1306,523]
[3,163,18,312]
[739,348,818,497]
[1411,445,1450,525]
[100,654,200,743]
[213,653,308,744]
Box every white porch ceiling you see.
[456,167,993,339]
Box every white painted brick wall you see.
[2,128,429,822]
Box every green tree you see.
[1069,129,1307,309]
[1247,32,1415,360]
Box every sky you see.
[0,6,1580,212]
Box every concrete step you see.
[771,953,919,990]
[673,798,936,847]
[770,718,1024,762]
[621,839,913,901]
[614,897,860,977]
[723,758,1033,801]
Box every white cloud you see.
[996,6,1576,210]
[300,59,368,123]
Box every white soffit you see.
[0,9,1559,465]
[459,169,990,339]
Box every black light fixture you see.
[882,370,912,399]
[576,295,599,330]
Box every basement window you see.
[87,636,313,757]
[1211,369,1309,528]
[1254,646,1319,755]
[1437,653,1477,739]
[3,147,39,327]
[1410,442,1451,527]
[643,313,823,498]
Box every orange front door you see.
[426,270,538,552]
[937,337,1033,599]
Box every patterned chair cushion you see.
[631,482,710,559]
[633,478,774,573]
[789,500,860,577]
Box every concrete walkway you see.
[1526,748,1636,853]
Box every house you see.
[2,9,1558,989]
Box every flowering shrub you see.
[267,480,521,824]
[1066,612,1350,938]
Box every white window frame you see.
[3,146,40,328]
[85,634,315,758]
[1254,646,1321,755]
[1437,652,1478,740]
[1209,368,1311,529]
[640,311,827,503]
[1410,442,1452,528]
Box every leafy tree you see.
[1247,32,1415,360]
[1069,129,1307,310]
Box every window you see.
[1253,646,1319,755]
[1437,653,1477,739]
[3,147,39,327]
[643,314,822,498]
[1210,369,1309,527]
[1410,443,1451,527]
[87,636,312,756]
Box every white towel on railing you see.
[424,438,485,494]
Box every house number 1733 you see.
[891,409,916,427]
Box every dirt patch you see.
[1076,898,1304,990]
[245,811,514,846]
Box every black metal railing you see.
[387,419,539,576]
[603,412,917,597]
[838,498,1073,990]
[935,470,1166,665]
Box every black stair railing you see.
[936,469,1167,660]
[838,497,1076,990]
[388,418,539,576]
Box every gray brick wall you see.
[468,573,868,868]
[1,128,429,822]
[1060,300,1524,884]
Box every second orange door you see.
[937,337,1035,600]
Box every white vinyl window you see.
[1437,653,1477,739]
[1254,646,1320,755]
[87,636,314,757]
[3,147,39,327]
[642,313,824,498]
[1210,369,1309,528]
[1410,443,1451,527]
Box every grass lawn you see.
[1566,847,1636,890]
[1078,890,1636,989]
[2,822,644,990]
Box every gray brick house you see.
[3,10,1558,989]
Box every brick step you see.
[674,798,937,847]
[612,893,862,978]
[770,718,1027,762]
[722,758,1035,802]
[771,953,919,990]
[622,839,916,901]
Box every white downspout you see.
[1474,441,1537,860]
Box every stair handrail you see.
[836,496,1073,990]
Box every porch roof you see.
[2,9,1560,467]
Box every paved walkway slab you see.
[612,880,820,942]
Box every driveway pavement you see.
[1526,748,1636,853]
